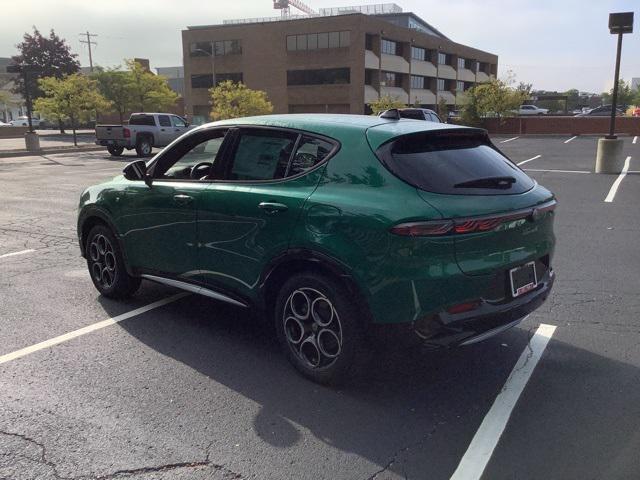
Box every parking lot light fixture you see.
[606,12,633,139]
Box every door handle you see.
[258,202,288,214]
[174,194,193,205]
[160,128,165,131]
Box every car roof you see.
[203,114,477,149]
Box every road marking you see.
[499,137,519,144]
[0,293,188,365]
[524,168,590,174]
[517,155,541,166]
[564,136,578,144]
[0,249,35,259]
[604,156,631,203]
[450,323,556,480]
[633,136,637,144]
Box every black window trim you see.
[214,125,341,185]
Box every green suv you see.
[78,114,556,384]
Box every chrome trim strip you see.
[458,316,526,346]
[141,274,248,308]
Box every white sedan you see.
[517,105,549,116]
[9,116,40,127]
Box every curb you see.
[0,146,105,159]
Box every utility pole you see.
[79,31,98,72]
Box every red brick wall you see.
[482,116,640,135]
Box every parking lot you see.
[1,134,639,479]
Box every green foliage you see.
[459,88,482,126]
[436,97,449,119]
[34,74,109,145]
[92,68,131,123]
[125,59,178,112]
[466,78,527,122]
[602,79,635,106]
[367,94,406,115]
[210,80,273,120]
[11,27,80,99]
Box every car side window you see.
[287,136,333,177]
[154,129,228,180]
[158,115,172,127]
[172,116,187,128]
[225,129,298,181]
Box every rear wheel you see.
[135,137,153,157]
[274,273,367,385]
[107,145,124,156]
[86,224,140,298]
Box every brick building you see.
[182,3,497,124]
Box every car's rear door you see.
[195,127,334,299]
[157,115,174,146]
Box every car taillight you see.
[123,127,130,138]
[390,200,556,237]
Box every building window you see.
[365,69,375,86]
[287,31,350,51]
[411,46,426,61]
[190,42,212,57]
[381,71,399,87]
[216,72,243,84]
[287,68,350,86]
[191,74,213,89]
[456,81,464,92]
[457,57,465,69]
[365,34,374,50]
[437,78,445,91]
[381,39,400,55]
[410,75,425,89]
[438,52,450,65]
[212,39,242,56]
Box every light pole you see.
[194,45,216,121]
[606,12,633,139]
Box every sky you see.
[1,0,639,93]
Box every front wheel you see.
[86,224,141,298]
[107,145,124,156]
[274,273,367,385]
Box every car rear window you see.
[376,130,535,195]
[398,109,425,120]
[129,114,156,126]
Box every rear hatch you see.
[375,128,556,276]
[95,125,125,141]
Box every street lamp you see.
[606,11,633,139]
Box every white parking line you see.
[0,249,35,259]
[524,168,590,174]
[564,136,578,144]
[0,293,188,365]
[499,137,519,144]
[450,323,556,480]
[517,155,541,166]
[604,156,631,203]
[633,136,637,144]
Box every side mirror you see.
[123,160,148,183]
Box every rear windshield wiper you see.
[454,176,516,189]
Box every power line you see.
[79,31,98,72]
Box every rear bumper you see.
[96,139,129,147]
[413,268,554,347]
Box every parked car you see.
[517,105,549,116]
[9,116,41,127]
[379,108,442,122]
[574,105,624,116]
[77,114,556,384]
[95,113,193,157]
[0,121,11,127]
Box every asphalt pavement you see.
[0,137,639,479]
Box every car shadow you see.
[102,292,640,479]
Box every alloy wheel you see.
[88,233,117,289]
[283,287,343,368]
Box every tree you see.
[34,74,109,146]
[436,97,450,119]
[470,78,527,121]
[209,80,273,120]
[459,88,482,126]
[367,94,405,115]
[11,27,80,100]
[92,68,131,123]
[602,79,634,107]
[125,59,178,112]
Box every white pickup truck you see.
[95,113,193,157]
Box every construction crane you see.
[273,0,317,18]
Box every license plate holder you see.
[510,261,537,297]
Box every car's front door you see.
[195,128,335,299]
[171,115,189,139]
[116,128,228,278]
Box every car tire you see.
[86,224,141,298]
[135,137,153,157]
[274,272,367,385]
[107,145,124,156]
